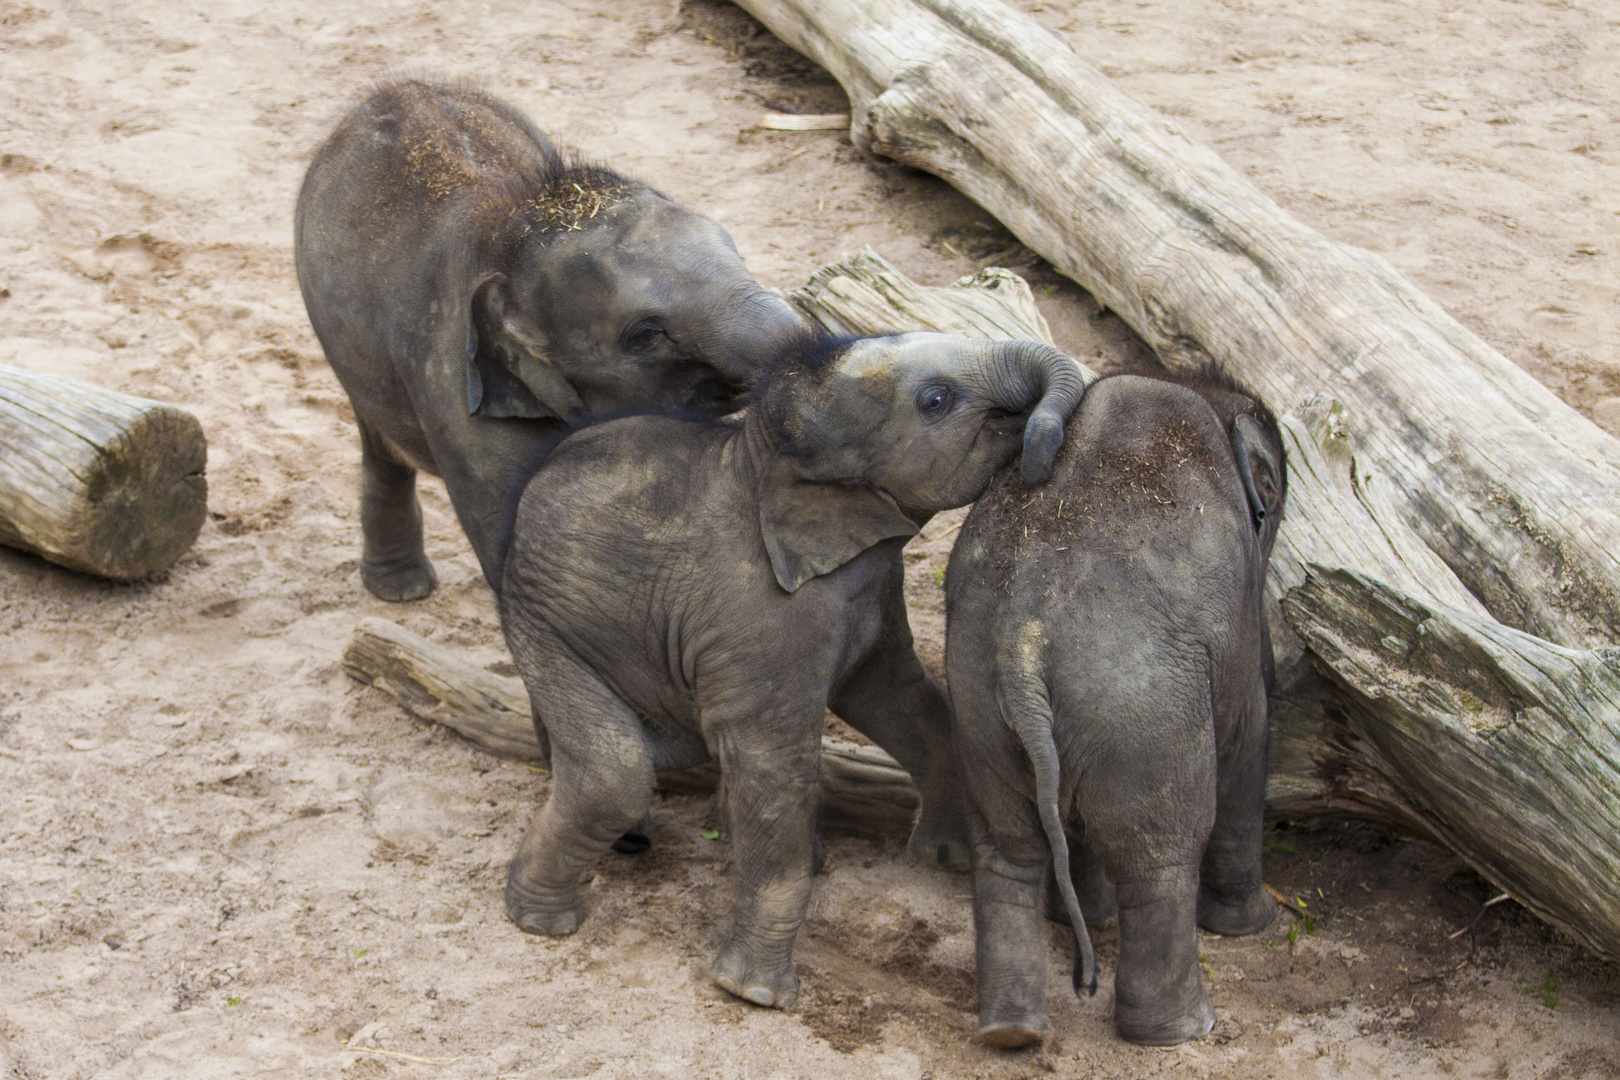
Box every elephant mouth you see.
[683,373,751,417]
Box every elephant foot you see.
[1115,989,1215,1047]
[979,1022,1045,1050]
[907,808,972,873]
[611,830,651,855]
[503,865,582,937]
[1196,883,1275,936]
[712,937,798,1009]
[361,554,438,602]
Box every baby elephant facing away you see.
[499,332,1084,1009]
[945,368,1286,1048]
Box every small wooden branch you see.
[343,617,918,825]
[0,365,207,579]
[1282,567,1620,963]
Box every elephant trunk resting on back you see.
[497,331,1085,1010]
[294,80,802,601]
[945,368,1287,1049]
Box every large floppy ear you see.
[1231,413,1284,533]
[465,273,585,420]
[758,457,920,594]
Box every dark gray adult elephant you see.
[944,368,1287,1048]
[295,80,802,600]
[497,331,1084,1010]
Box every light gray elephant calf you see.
[945,368,1287,1048]
[498,332,1084,1009]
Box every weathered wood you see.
[778,246,1060,346]
[733,0,1620,652]
[1282,567,1620,963]
[342,616,919,824]
[731,0,1620,959]
[0,365,206,579]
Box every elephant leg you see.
[357,421,436,602]
[830,600,969,871]
[709,719,822,1009]
[1197,679,1274,936]
[504,652,653,938]
[1044,822,1117,926]
[1108,863,1215,1045]
[967,793,1052,1048]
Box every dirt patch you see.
[1,0,1618,1078]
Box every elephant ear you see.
[759,457,920,594]
[465,274,585,420]
[1231,413,1284,532]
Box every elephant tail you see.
[1009,686,1098,998]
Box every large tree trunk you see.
[0,365,207,579]
[732,0,1620,651]
[729,0,1620,962]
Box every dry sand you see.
[1,1,1617,1077]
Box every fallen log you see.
[0,365,207,579]
[1281,567,1620,964]
[729,0,1620,959]
[732,0,1620,651]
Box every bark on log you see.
[1281,567,1620,963]
[0,365,207,579]
[342,616,919,825]
[732,0,1620,652]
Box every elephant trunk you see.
[715,288,809,388]
[1010,706,1099,999]
[977,341,1088,483]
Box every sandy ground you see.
[2,0,1618,1077]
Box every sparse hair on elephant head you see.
[748,331,1089,593]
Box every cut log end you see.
[0,366,208,579]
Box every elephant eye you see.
[917,383,957,419]
[624,319,669,353]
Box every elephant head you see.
[756,333,1087,593]
[463,183,804,423]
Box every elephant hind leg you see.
[504,645,654,937]
[357,421,436,601]
[1198,676,1275,936]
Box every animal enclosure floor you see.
[1,1,1617,1077]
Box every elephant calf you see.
[945,368,1287,1047]
[498,332,1084,1010]
[295,81,801,601]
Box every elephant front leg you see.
[831,620,970,871]
[504,666,654,937]
[710,727,822,1009]
[357,421,436,601]
[969,798,1052,1049]
[1197,683,1274,936]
